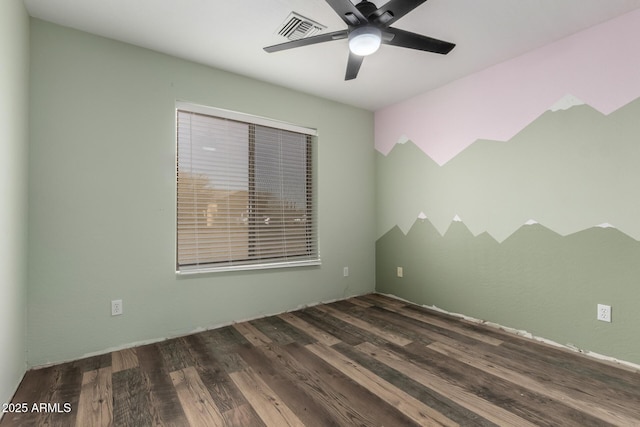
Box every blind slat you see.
[176,105,318,272]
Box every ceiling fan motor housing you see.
[355,0,394,25]
[356,0,379,19]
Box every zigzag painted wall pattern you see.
[375,8,640,166]
[377,97,640,242]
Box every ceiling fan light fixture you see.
[348,26,382,56]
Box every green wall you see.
[0,0,29,405]
[376,100,640,365]
[27,19,375,367]
[377,222,640,363]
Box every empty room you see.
[2,0,640,425]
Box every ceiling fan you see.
[264,0,455,80]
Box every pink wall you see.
[375,9,640,165]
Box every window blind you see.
[176,104,319,273]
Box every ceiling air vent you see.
[277,12,326,41]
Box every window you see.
[176,102,319,273]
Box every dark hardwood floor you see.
[2,293,640,426]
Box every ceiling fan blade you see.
[383,27,455,54]
[325,0,368,26]
[345,51,364,80]
[264,30,348,53]
[372,0,427,26]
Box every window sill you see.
[176,258,322,275]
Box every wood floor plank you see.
[136,343,190,426]
[502,338,640,394]
[75,367,113,427]
[232,322,273,347]
[182,334,268,426]
[28,363,80,427]
[233,323,382,425]
[229,367,305,427]
[330,300,431,344]
[360,292,407,308]
[428,341,640,425]
[112,348,139,373]
[234,343,339,427]
[112,367,154,427]
[294,308,367,345]
[315,304,413,346]
[249,315,316,346]
[419,320,640,419]
[238,332,417,426]
[357,342,540,427]
[332,342,496,426]
[1,364,80,427]
[42,363,82,427]
[369,304,506,352]
[181,334,253,415]
[170,366,225,427]
[197,326,253,374]
[72,353,112,373]
[198,344,249,375]
[157,337,197,372]
[8,366,53,404]
[367,294,512,345]
[220,403,266,427]
[405,309,503,346]
[277,312,341,346]
[401,340,609,427]
[374,300,505,346]
[280,342,420,426]
[294,307,383,346]
[200,325,251,350]
[306,342,458,426]
[346,296,373,308]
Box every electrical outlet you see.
[397,266,403,278]
[111,299,123,316]
[597,304,611,322]
[343,266,349,277]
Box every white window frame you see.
[175,101,320,274]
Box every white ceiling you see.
[23,0,640,111]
